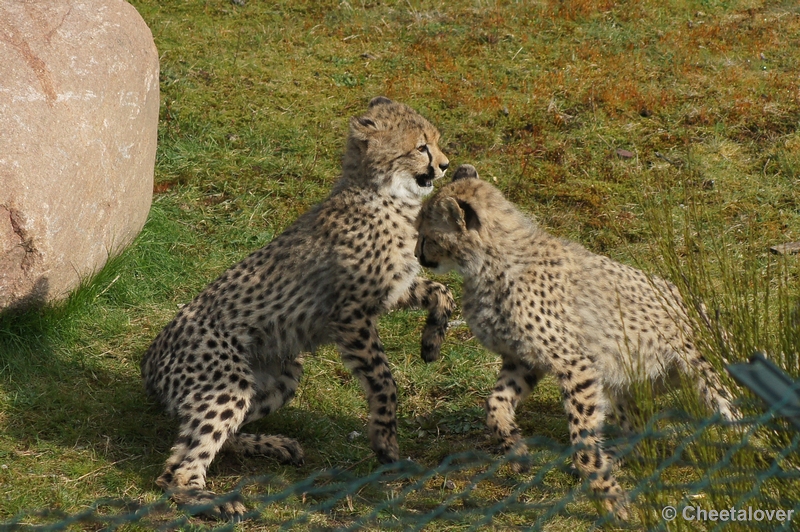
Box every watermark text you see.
[662,505,794,523]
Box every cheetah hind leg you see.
[224,355,306,465]
[157,387,255,520]
[604,390,642,467]
[223,433,304,465]
[162,356,305,520]
[680,353,740,422]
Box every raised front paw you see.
[420,284,455,363]
[420,323,445,363]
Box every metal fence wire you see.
[2,377,799,532]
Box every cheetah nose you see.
[439,162,449,173]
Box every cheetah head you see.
[415,164,485,274]
[416,164,530,275]
[343,96,449,201]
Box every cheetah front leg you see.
[394,277,455,362]
[485,358,544,472]
[557,361,629,519]
[333,312,399,463]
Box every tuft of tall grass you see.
[623,177,800,528]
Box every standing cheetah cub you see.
[142,97,455,518]
[415,164,737,517]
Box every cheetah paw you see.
[501,442,531,473]
[279,439,305,466]
[420,341,442,363]
[602,495,630,521]
[372,439,400,464]
[174,488,248,521]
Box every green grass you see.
[1,0,799,529]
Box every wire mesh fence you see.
[2,388,798,532]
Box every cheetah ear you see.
[351,97,393,140]
[443,197,482,232]
[349,115,379,141]
[368,96,393,108]
[458,199,482,232]
[452,164,479,182]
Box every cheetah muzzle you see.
[415,173,434,189]
[141,96,455,519]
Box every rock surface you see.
[0,0,159,309]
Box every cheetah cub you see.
[142,97,455,518]
[415,164,738,517]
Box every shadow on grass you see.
[0,277,765,532]
[0,286,464,527]
[0,293,166,481]
[0,292,594,528]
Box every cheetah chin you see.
[414,169,437,189]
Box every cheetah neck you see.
[455,244,515,281]
[382,172,431,206]
[335,168,427,211]
[462,256,510,292]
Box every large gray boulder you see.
[0,0,159,309]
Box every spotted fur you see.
[141,97,455,518]
[414,164,738,518]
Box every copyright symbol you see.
[662,506,677,521]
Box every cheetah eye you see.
[417,144,428,153]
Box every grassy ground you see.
[1,0,799,529]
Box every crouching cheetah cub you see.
[414,164,738,517]
[142,97,455,518]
